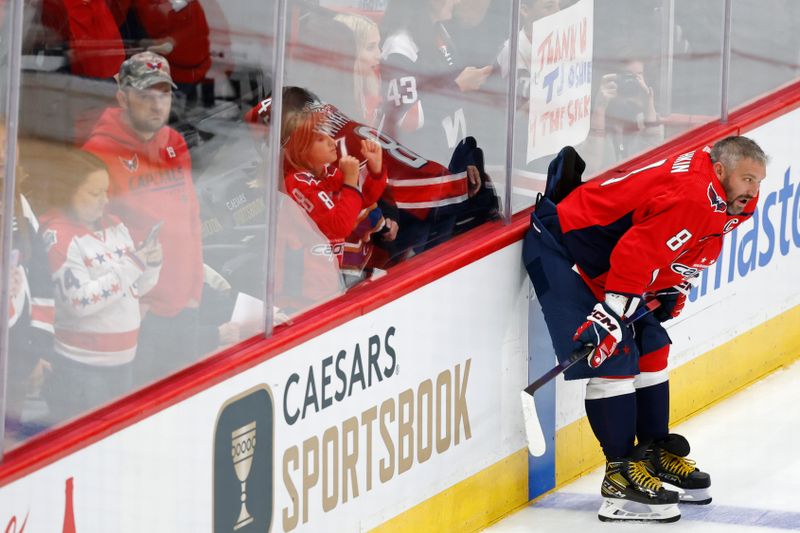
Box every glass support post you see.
[0,0,25,461]
[263,0,289,338]
[503,0,523,224]
[720,0,733,123]
[658,0,675,117]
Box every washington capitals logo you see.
[707,183,727,213]
[723,217,740,233]
[119,154,139,173]
[147,61,164,72]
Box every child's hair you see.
[282,110,328,174]
[46,149,109,211]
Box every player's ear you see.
[713,161,725,178]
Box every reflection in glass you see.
[3,0,276,448]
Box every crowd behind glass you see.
[1,0,798,450]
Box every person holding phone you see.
[39,150,161,422]
[83,52,204,387]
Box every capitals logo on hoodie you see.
[83,107,203,317]
[119,153,139,173]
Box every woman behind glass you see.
[38,150,162,423]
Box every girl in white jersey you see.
[39,150,162,423]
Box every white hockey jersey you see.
[40,211,161,366]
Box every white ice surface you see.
[485,359,800,532]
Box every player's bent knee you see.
[586,376,635,400]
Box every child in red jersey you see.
[282,110,395,283]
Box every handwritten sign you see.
[527,0,594,163]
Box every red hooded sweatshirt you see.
[83,107,203,317]
[41,0,126,79]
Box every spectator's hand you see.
[134,240,163,267]
[142,38,175,56]
[381,218,399,241]
[361,139,383,174]
[339,155,360,188]
[651,281,691,322]
[455,66,492,93]
[632,71,652,96]
[573,301,624,368]
[597,74,618,105]
[466,165,482,197]
[27,359,52,398]
[274,307,291,326]
[218,322,241,345]
[144,241,163,267]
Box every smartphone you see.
[141,221,164,247]
[10,249,19,269]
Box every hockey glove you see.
[574,294,639,368]
[652,281,691,322]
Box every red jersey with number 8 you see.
[246,100,470,220]
[557,148,758,298]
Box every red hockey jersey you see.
[284,159,387,269]
[246,100,470,219]
[84,107,203,317]
[557,148,757,298]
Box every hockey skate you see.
[598,459,681,522]
[647,434,712,504]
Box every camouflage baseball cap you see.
[117,52,177,90]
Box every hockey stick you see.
[521,299,660,456]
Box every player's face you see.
[71,169,110,226]
[359,27,381,70]
[120,83,172,136]
[716,157,766,215]
[306,133,338,169]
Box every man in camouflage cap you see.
[114,52,177,138]
[118,51,179,91]
[84,51,205,387]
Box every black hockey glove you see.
[652,281,691,322]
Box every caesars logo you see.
[280,326,473,531]
[214,386,275,533]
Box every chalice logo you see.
[232,422,257,530]
[214,385,274,533]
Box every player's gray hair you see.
[710,136,768,171]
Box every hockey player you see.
[523,137,767,522]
